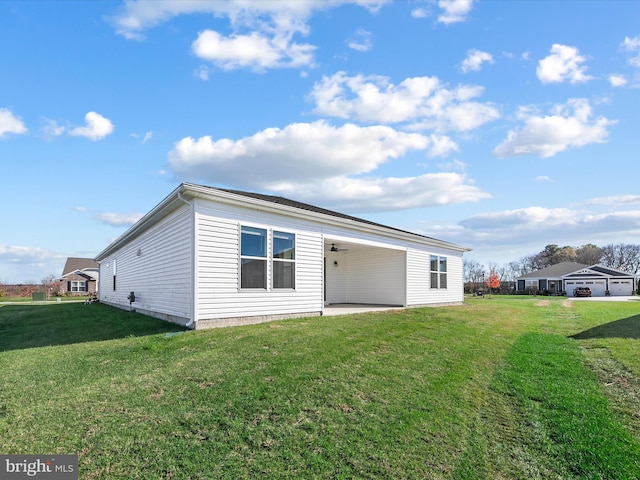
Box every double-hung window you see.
[69,281,87,292]
[273,231,295,289]
[430,255,447,289]
[240,226,268,289]
[240,226,295,290]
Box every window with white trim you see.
[240,226,267,289]
[273,231,295,289]
[71,281,87,292]
[430,255,447,289]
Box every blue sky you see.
[1,0,639,283]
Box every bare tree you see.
[464,259,486,293]
[600,243,640,274]
[41,273,60,298]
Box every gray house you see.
[516,261,636,296]
[95,183,470,329]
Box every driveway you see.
[567,296,639,302]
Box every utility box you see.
[32,292,46,302]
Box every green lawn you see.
[1,297,639,479]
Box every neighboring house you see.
[59,257,99,295]
[95,183,470,329]
[516,261,636,296]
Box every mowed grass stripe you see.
[490,332,640,478]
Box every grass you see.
[1,297,639,478]
[0,295,88,303]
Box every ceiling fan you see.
[330,243,348,252]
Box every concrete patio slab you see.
[322,304,404,316]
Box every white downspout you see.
[178,191,196,329]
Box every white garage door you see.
[609,280,634,296]
[566,280,606,296]
[585,281,607,296]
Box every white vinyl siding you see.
[195,201,323,321]
[407,250,463,305]
[98,205,192,321]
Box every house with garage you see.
[95,183,470,329]
[59,257,99,295]
[516,261,637,296]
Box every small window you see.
[71,281,87,292]
[273,231,295,289]
[241,226,267,289]
[430,255,447,289]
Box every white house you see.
[95,183,470,329]
[516,261,637,296]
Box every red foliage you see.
[485,269,500,293]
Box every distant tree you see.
[485,268,500,295]
[41,273,60,297]
[464,259,486,293]
[538,244,577,267]
[505,261,524,280]
[575,244,603,265]
[600,243,640,274]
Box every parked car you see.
[574,287,592,297]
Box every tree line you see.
[464,243,640,294]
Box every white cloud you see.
[461,49,493,73]
[621,35,640,68]
[346,29,373,52]
[142,131,153,143]
[428,206,640,264]
[168,121,429,185]
[608,74,627,87]
[110,0,388,70]
[584,195,640,206]
[95,212,144,227]
[537,44,592,84]
[0,244,58,262]
[460,206,577,230]
[309,72,499,132]
[535,175,552,182]
[194,65,210,80]
[438,0,475,24]
[69,112,114,141]
[192,29,315,71]
[493,98,615,158]
[41,118,66,139]
[411,8,430,18]
[166,120,489,211]
[273,173,490,212]
[426,134,459,158]
[0,108,27,139]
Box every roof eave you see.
[95,183,471,261]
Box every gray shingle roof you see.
[61,257,98,276]
[519,262,589,279]
[213,186,445,244]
